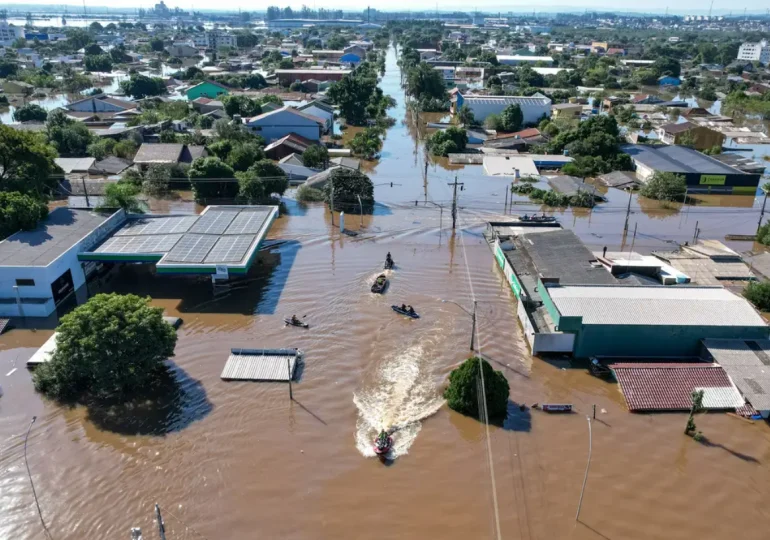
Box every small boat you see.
[589,359,612,378]
[540,404,573,413]
[284,317,309,328]
[391,305,419,319]
[520,214,557,223]
[384,259,394,270]
[373,435,393,456]
[371,274,388,294]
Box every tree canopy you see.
[84,54,113,72]
[236,160,288,203]
[189,157,238,202]
[99,183,144,213]
[222,95,262,118]
[406,61,447,102]
[0,125,58,196]
[0,191,49,240]
[13,103,48,123]
[639,171,687,202]
[444,357,510,421]
[324,167,374,213]
[745,281,770,312]
[426,126,467,157]
[120,74,167,99]
[302,145,328,169]
[33,293,177,403]
[46,110,93,156]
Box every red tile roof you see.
[611,363,736,412]
[494,127,541,139]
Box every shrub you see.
[639,171,687,202]
[744,281,770,311]
[323,167,374,213]
[13,103,48,123]
[296,184,325,202]
[426,126,467,157]
[444,357,510,421]
[302,145,328,169]
[0,191,49,240]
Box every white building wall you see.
[738,40,770,65]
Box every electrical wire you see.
[24,416,53,540]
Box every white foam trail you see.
[354,344,444,458]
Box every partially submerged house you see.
[245,107,324,142]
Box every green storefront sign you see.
[494,243,522,297]
[699,174,726,185]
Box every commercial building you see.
[0,20,24,45]
[496,55,554,65]
[0,208,125,317]
[540,284,769,358]
[737,39,770,65]
[622,144,761,194]
[453,93,551,125]
[192,31,237,49]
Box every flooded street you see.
[2,46,770,540]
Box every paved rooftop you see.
[0,208,113,267]
[522,229,618,285]
[546,285,767,327]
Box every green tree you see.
[324,167,374,213]
[685,389,705,438]
[744,281,770,311]
[0,60,19,78]
[66,28,92,51]
[84,54,113,72]
[0,125,58,196]
[406,61,447,101]
[327,71,378,125]
[87,138,116,160]
[652,56,681,77]
[120,74,166,99]
[150,38,165,52]
[457,105,476,127]
[99,183,144,213]
[639,171,687,201]
[114,139,138,159]
[426,126,467,157]
[444,357,510,421]
[84,42,103,56]
[13,103,48,123]
[46,110,93,156]
[302,145,328,168]
[142,164,171,195]
[498,103,524,132]
[89,21,104,33]
[279,58,294,70]
[33,293,177,403]
[226,142,266,172]
[0,191,49,240]
[222,95,262,118]
[188,157,238,202]
[346,127,383,160]
[243,160,288,196]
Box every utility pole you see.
[470,300,477,351]
[357,195,363,227]
[155,504,166,540]
[329,178,334,226]
[692,220,699,244]
[623,187,632,232]
[447,176,464,229]
[758,187,768,235]
[81,176,90,208]
[288,357,293,400]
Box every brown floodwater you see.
[2,46,770,540]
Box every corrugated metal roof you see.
[462,95,551,107]
[703,339,770,411]
[547,285,767,327]
[611,363,743,411]
[221,348,300,381]
[622,144,748,176]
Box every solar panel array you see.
[96,234,183,254]
[205,235,256,263]
[92,207,274,266]
[189,210,238,235]
[225,208,271,235]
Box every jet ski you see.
[384,252,395,269]
[373,432,393,456]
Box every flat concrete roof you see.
[0,208,114,267]
[547,285,767,327]
[522,229,618,285]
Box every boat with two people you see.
[392,304,419,319]
[284,315,309,328]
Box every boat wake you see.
[353,344,444,458]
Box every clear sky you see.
[2,0,769,15]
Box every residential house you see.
[133,143,208,170]
[263,133,316,160]
[66,95,137,113]
[551,103,582,119]
[591,41,609,53]
[656,122,725,151]
[312,49,344,62]
[186,80,230,101]
[658,76,681,86]
[303,79,331,93]
[166,42,198,58]
[343,44,368,59]
[2,80,34,95]
[191,97,225,114]
[416,48,439,60]
[606,48,625,56]
[632,94,665,105]
[246,107,324,142]
[339,53,362,67]
[277,155,321,185]
[453,93,552,125]
[297,100,334,133]
[274,69,351,87]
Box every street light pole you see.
[470,300,477,352]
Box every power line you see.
[24,417,53,540]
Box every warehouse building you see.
[452,93,551,125]
[539,283,769,358]
[622,144,761,194]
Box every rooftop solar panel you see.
[96,234,183,253]
[189,210,238,235]
[115,216,198,236]
[205,235,256,263]
[225,209,271,235]
[164,234,218,263]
